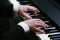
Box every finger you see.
[37,9,40,13]
[34,19,41,21]
[32,6,40,12]
[30,9,38,16]
[37,24,46,28]
[45,24,49,27]
[32,7,40,15]
[28,6,38,16]
[20,12,32,19]
[34,27,45,34]
[35,21,47,28]
[34,10,38,16]
[34,7,40,13]
[32,8,39,16]
[23,13,32,19]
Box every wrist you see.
[18,22,30,32]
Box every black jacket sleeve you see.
[0,0,28,40]
[0,0,13,17]
[1,25,28,40]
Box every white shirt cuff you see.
[18,22,30,32]
[13,3,20,12]
[9,0,20,12]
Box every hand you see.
[23,19,48,34]
[18,5,40,20]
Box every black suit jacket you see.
[0,0,39,40]
[0,0,27,40]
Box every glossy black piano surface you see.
[30,0,60,27]
[49,0,60,9]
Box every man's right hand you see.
[23,19,48,34]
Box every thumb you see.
[20,12,32,19]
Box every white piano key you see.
[44,27,56,30]
[36,33,50,40]
[37,27,56,30]
[44,21,50,23]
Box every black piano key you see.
[51,36,60,39]
[49,30,58,33]
[45,30,58,34]
[48,34,60,40]
[22,1,29,2]
[44,28,57,33]
[53,38,60,40]
[48,33,60,37]
[48,30,58,33]
[50,35,60,38]
[45,24,54,28]
[48,25,54,27]
[22,1,30,4]
[32,14,44,18]
[26,4,32,5]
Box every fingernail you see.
[35,14,37,16]
[41,30,45,34]
[36,15,37,16]
[38,10,40,13]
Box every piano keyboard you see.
[36,32,60,40]
[18,0,60,40]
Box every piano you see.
[14,0,60,40]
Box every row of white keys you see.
[36,32,60,40]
